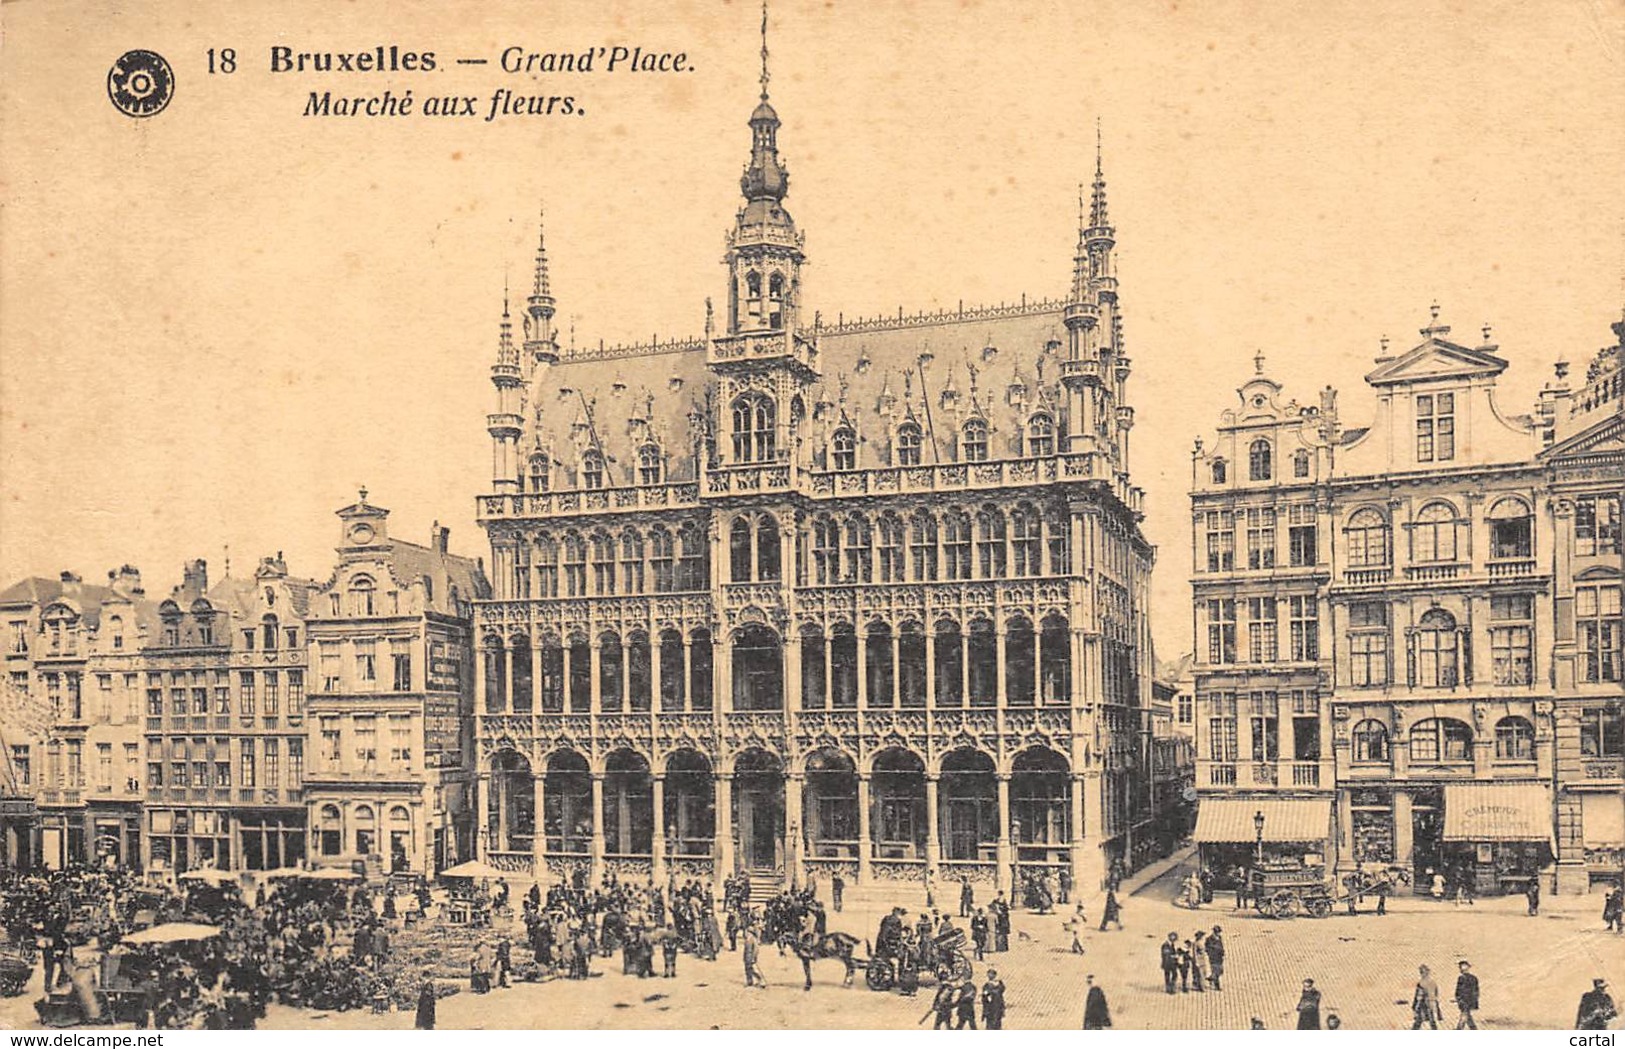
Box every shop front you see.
[1193,796,1334,887]
[1440,783,1553,896]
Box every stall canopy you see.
[1192,798,1332,843]
[1443,784,1552,842]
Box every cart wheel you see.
[1270,891,1300,919]
[1305,897,1333,919]
[865,958,895,991]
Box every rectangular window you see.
[265,740,279,788]
[389,715,412,767]
[1176,693,1193,723]
[320,645,342,693]
[1289,595,1318,661]
[240,740,255,787]
[172,760,188,788]
[392,639,413,691]
[1577,585,1622,683]
[215,761,230,788]
[239,671,256,716]
[192,760,208,791]
[1348,601,1390,687]
[1490,594,1534,686]
[287,669,304,715]
[355,640,378,688]
[1204,511,1235,572]
[320,718,341,765]
[1245,508,1276,570]
[263,671,279,715]
[289,738,304,785]
[213,683,229,715]
[1249,692,1279,762]
[1206,599,1237,664]
[1416,391,1455,462]
[10,746,28,787]
[242,628,255,651]
[147,688,163,717]
[190,686,208,715]
[1247,597,1278,662]
[96,744,112,791]
[147,762,162,788]
[170,686,186,716]
[1288,506,1318,567]
[354,715,378,770]
[7,621,26,655]
[123,743,138,790]
[1579,707,1625,757]
[1576,495,1622,558]
[1206,692,1238,761]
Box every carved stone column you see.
[651,774,668,886]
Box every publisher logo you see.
[108,50,174,118]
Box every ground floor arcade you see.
[478,742,1107,893]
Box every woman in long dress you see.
[414,978,436,1030]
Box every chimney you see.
[59,570,83,599]
[432,521,450,554]
[111,565,143,598]
[182,559,208,594]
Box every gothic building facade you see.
[471,37,1157,896]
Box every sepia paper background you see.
[1,0,1622,662]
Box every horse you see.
[777,930,864,991]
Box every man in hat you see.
[1577,979,1617,1030]
[981,968,1007,1030]
[1206,926,1225,990]
[1082,974,1112,1029]
[1453,960,1480,1030]
[1412,964,1443,1030]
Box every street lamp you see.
[1253,810,1266,865]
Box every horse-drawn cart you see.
[1248,864,1336,919]
[864,927,974,991]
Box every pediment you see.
[1575,564,1622,582]
[1365,339,1507,387]
[1543,413,1624,461]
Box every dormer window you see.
[896,422,922,466]
[1248,438,1273,481]
[962,419,988,463]
[528,454,551,493]
[832,427,857,471]
[1211,458,1227,485]
[1027,412,1055,457]
[637,443,663,486]
[348,576,376,617]
[581,450,605,490]
[1416,392,1455,462]
[261,614,280,651]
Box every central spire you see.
[759,0,771,102]
[741,0,788,204]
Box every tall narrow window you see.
[581,450,605,490]
[1488,498,1533,560]
[536,537,559,597]
[1414,609,1460,688]
[1576,495,1622,557]
[1489,594,1533,685]
[767,272,785,328]
[1288,595,1318,661]
[943,511,972,580]
[812,516,840,585]
[730,517,753,583]
[896,422,922,466]
[910,512,938,581]
[650,528,675,592]
[962,419,988,462]
[842,515,872,584]
[1348,602,1389,687]
[1345,508,1390,568]
[1207,599,1237,664]
[1247,597,1278,662]
[1245,508,1276,569]
[1027,413,1055,456]
[731,393,776,463]
[1248,439,1272,481]
[1577,585,1621,683]
[757,517,781,582]
[620,530,645,594]
[637,444,662,485]
[590,531,617,595]
[1205,511,1235,572]
[976,507,1007,578]
[832,427,856,471]
[1211,458,1227,484]
[529,453,551,493]
[745,271,762,326]
[1415,392,1455,462]
[1292,448,1311,478]
[877,513,905,582]
[563,533,587,597]
[1011,504,1042,577]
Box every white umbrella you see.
[259,867,305,880]
[121,922,221,945]
[439,860,507,880]
[296,867,360,881]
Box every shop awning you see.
[1442,784,1551,842]
[1192,798,1332,843]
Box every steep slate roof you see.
[387,538,492,612]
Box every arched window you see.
[1352,720,1389,763]
[757,515,781,582]
[812,515,840,585]
[730,517,753,583]
[678,523,707,590]
[1415,608,1460,688]
[590,531,616,595]
[261,614,279,651]
[768,272,785,328]
[1211,458,1227,485]
[732,625,783,711]
[598,631,623,711]
[1027,412,1055,457]
[877,513,905,582]
[976,506,1007,578]
[934,620,963,706]
[897,422,922,466]
[649,528,674,592]
[1292,448,1311,478]
[637,444,662,486]
[1413,502,1459,563]
[1494,716,1535,761]
[1248,438,1273,481]
[745,271,763,326]
[942,510,972,580]
[529,453,551,493]
[581,450,605,490]
[620,529,645,594]
[1040,614,1071,704]
[832,427,857,471]
[962,419,988,462]
[731,393,776,464]
[1011,503,1042,577]
[910,511,938,581]
[1488,497,1533,560]
[563,532,587,596]
[866,621,894,708]
[1346,508,1390,568]
[1410,717,1472,764]
[348,576,376,617]
[536,536,559,597]
[842,515,872,583]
